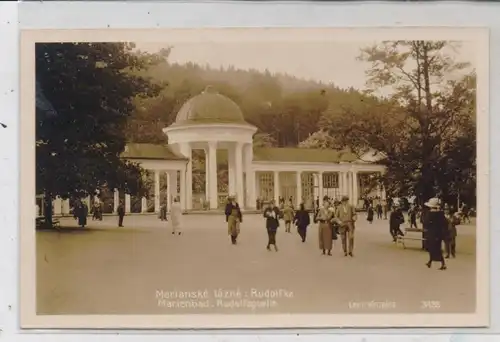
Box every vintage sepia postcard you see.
[20,27,489,329]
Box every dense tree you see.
[311,41,476,205]
[36,43,162,226]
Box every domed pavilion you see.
[49,86,386,216]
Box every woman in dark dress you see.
[424,198,447,270]
[294,203,310,242]
[74,201,88,228]
[366,204,374,224]
[263,200,280,251]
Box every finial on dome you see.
[203,85,217,94]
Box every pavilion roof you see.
[253,147,358,163]
[120,143,187,160]
[122,143,359,164]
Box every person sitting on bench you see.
[389,204,405,242]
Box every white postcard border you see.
[19,26,489,330]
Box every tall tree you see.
[318,41,475,203]
[36,43,162,226]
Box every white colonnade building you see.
[44,87,386,216]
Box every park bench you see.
[397,227,425,249]
[36,217,61,230]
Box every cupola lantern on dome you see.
[173,86,247,125]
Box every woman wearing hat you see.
[423,197,447,270]
[315,200,334,255]
[225,196,243,245]
[263,200,281,251]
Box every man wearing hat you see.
[335,195,357,257]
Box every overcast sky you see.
[135,41,476,91]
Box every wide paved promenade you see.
[36,213,476,315]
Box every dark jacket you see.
[294,210,310,227]
[117,204,125,216]
[263,206,280,231]
[389,209,404,229]
[425,210,447,240]
[225,202,243,222]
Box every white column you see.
[235,142,244,206]
[296,171,302,207]
[376,172,382,198]
[228,144,236,196]
[244,143,256,210]
[208,141,218,209]
[141,197,147,213]
[154,170,160,213]
[342,172,348,197]
[168,170,176,209]
[85,196,91,209]
[347,173,352,204]
[313,173,319,200]
[62,199,70,215]
[180,169,186,211]
[352,171,358,208]
[179,143,192,210]
[113,189,119,213]
[125,194,131,213]
[165,171,171,210]
[53,197,62,215]
[338,172,343,196]
[205,148,210,201]
[273,171,280,204]
[381,185,387,200]
[318,172,324,201]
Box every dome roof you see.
[174,86,246,125]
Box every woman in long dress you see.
[424,198,447,270]
[294,203,310,242]
[225,196,243,245]
[315,201,333,255]
[366,204,374,224]
[74,201,88,228]
[282,201,295,233]
[263,200,280,251]
[170,197,182,235]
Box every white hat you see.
[424,197,440,208]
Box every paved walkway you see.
[36,214,476,315]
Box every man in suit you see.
[335,195,357,257]
[117,201,125,227]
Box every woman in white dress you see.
[170,197,183,235]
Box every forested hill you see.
[127,57,371,147]
[149,61,329,94]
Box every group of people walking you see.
[224,192,471,272]
[224,195,358,257]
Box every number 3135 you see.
[421,301,441,309]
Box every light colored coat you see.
[335,203,357,224]
[282,205,294,222]
[170,201,182,233]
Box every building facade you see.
[46,87,386,216]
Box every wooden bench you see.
[36,217,61,230]
[397,227,425,249]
